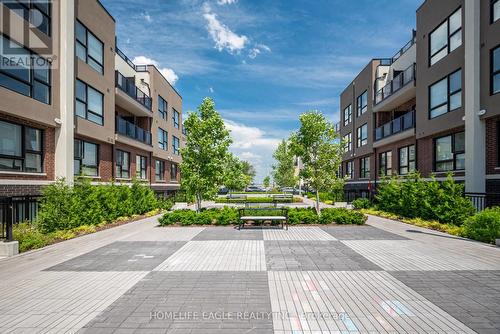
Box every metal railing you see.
[465,192,500,211]
[374,63,416,105]
[375,110,415,141]
[116,117,152,145]
[1,196,40,242]
[115,71,152,110]
[391,31,416,63]
[116,48,136,69]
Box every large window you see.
[76,79,104,125]
[173,108,180,129]
[115,150,130,179]
[172,136,180,155]
[356,91,367,116]
[0,120,43,173]
[434,132,465,172]
[158,95,167,119]
[429,8,462,66]
[76,21,104,74]
[343,104,352,126]
[346,161,353,179]
[360,156,370,179]
[136,155,147,180]
[74,139,98,176]
[2,0,51,36]
[343,133,352,153]
[429,69,462,118]
[170,163,178,181]
[493,0,499,23]
[492,46,500,95]
[399,145,416,175]
[379,151,392,177]
[357,124,368,147]
[158,128,168,150]
[0,35,51,104]
[155,160,165,181]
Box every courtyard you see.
[0,215,499,334]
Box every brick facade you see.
[486,117,500,175]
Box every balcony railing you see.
[374,110,415,141]
[115,71,152,110]
[374,63,416,105]
[116,116,152,145]
[116,48,136,69]
[391,31,416,63]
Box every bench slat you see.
[240,216,287,220]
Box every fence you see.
[0,196,40,241]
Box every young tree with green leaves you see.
[263,175,271,188]
[224,154,251,192]
[272,139,297,188]
[241,161,256,184]
[180,98,232,212]
[290,111,343,215]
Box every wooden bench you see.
[238,208,289,230]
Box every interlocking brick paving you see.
[390,270,500,334]
[123,226,205,241]
[46,241,186,272]
[80,271,273,334]
[264,227,336,241]
[321,225,408,240]
[268,271,475,334]
[265,241,381,271]
[193,226,264,240]
[343,240,500,271]
[154,240,266,271]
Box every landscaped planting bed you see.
[215,196,303,204]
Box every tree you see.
[263,176,271,188]
[272,139,297,188]
[224,154,251,192]
[241,161,256,184]
[290,111,343,215]
[180,98,232,212]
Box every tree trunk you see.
[315,190,320,215]
[196,193,202,213]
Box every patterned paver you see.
[268,271,475,334]
[193,226,263,240]
[154,240,266,271]
[321,225,408,240]
[264,227,336,241]
[265,241,381,271]
[80,271,273,334]
[391,270,500,334]
[46,241,186,272]
[343,240,500,271]
[122,226,205,241]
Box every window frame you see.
[115,149,130,179]
[492,0,499,23]
[155,160,165,181]
[170,163,178,182]
[0,119,43,173]
[497,121,500,167]
[429,7,462,66]
[429,69,462,119]
[360,156,370,179]
[158,95,167,119]
[172,108,180,129]
[379,151,392,177]
[491,45,500,95]
[356,91,368,116]
[343,104,352,126]
[398,145,416,176]
[346,161,353,179]
[75,79,104,125]
[74,139,99,177]
[158,128,168,150]
[357,123,368,147]
[135,155,147,180]
[343,133,352,153]
[433,132,465,172]
[172,135,180,155]
[75,20,104,74]
[2,0,51,36]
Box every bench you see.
[238,208,289,230]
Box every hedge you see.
[215,197,302,204]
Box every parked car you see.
[246,185,265,192]
[281,187,300,195]
[218,186,229,195]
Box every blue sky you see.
[101,0,422,182]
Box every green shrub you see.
[288,208,319,225]
[320,208,366,225]
[462,207,500,244]
[159,210,197,225]
[352,198,372,210]
[214,207,239,225]
[13,223,52,252]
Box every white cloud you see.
[133,56,179,85]
[141,12,152,23]
[203,4,248,54]
[248,48,260,59]
[208,87,214,93]
[217,0,237,4]
[248,43,271,59]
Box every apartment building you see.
[0,0,184,198]
[338,0,500,208]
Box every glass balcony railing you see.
[374,63,416,105]
[391,31,416,63]
[116,116,152,145]
[374,110,415,141]
[115,71,152,110]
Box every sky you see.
[101,0,422,183]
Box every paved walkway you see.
[0,214,499,333]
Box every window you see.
[434,132,465,172]
[360,156,370,179]
[155,160,165,181]
[343,105,352,126]
[429,69,462,118]
[492,46,500,95]
[136,155,147,179]
[158,128,168,150]
[379,151,392,177]
[74,139,98,176]
[158,95,167,119]
[76,21,104,74]
[493,0,499,23]
[429,8,462,66]
[357,124,368,147]
[356,91,367,116]
[0,120,43,173]
[75,79,104,125]
[170,163,178,181]
[346,161,353,179]
[173,108,180,129]
[172,136,180,155]
[399,145,416,175]
[115,150,130,178]
[0,35,51,104]
[497,121,500,167]
[343,133,352,153]
[2,0,51,36]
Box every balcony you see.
[115,116,152,147]
[374,111,415,147]
[115,71,152,117]
[373,63,416,112]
